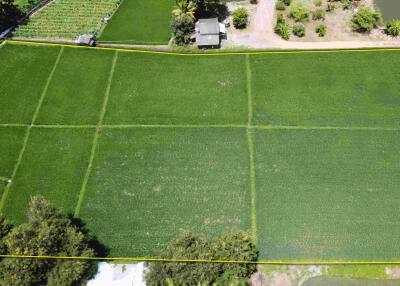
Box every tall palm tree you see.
[172,0,197,20]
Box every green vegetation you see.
[351,5,382,32]
[275,13,290,40]
[99,0,174,44]
[79,127,251,256]
[0,196,98,286]
[303,276,400,286]
[315,23,327,36]
[13,0,119,39]
[145,230,257,285]
[341,0,352,10]
[171,14,194,45]
[289,3,309,22]
[292,23,305,37]
[232,7,248,29]
[324,265,388,279]
[312,8,325,20]
[275,0,285,11]
[0,0,24,31]
[1,43,400,261]
[385,19,400,36]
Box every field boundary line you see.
[0,41,6,48]
[102,124,247,129]
[245,54,257,243]
[0,177,10,182]
[0,124,28,127]
[2,254,400,265]
[6,39,400,57]
[0,47,63,211]
[74,51,119,217]
[256,125,400,131]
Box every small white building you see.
[195,18,226,48]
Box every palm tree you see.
[172,0,197,20]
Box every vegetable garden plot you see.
[3,127,94,224]
[0,127,26,178]
[99,0,174,44]
[79,127,251,256]
[104,53,248,125]
[0,45,60,124]
[254,129,400,260]
[36,48,115,125]
[250,52,400,127]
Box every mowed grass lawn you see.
[1,42,400,260]
[99,0,174,44]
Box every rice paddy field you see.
[1,42,400,260]
[98,0,174,44]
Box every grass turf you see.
[104,53,248,125]
[254,129,400,260]
[0,127,27,178]
[3,127,94,224]
[250,52,400,127]
[36,48,115,125]
[0,45,60,124]
[79,127,251,256]
[98,0,174,44]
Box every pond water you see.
[375,0,400,21]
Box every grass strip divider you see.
[74,50,119,217]
[245,54,258,243]
[0,47,64,211]
[2,254,400,265]
[6,39,400,57]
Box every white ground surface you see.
[87,262,146,286]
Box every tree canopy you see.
[0,196,101,286]
[0,0,24,32]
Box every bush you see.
[275,13,290,40]
[351,5,382,32]
[326,2,336,12]
[385,20,400,36]
[282,0,291,5]
[0,0,24,31]
[232,7,248,29]
[289,4,309,22]
[275,0,285,11]
[312,8,325,20]
[316,24,327,36]
[292,23,305,37]
[171,14,194,45]
[145,230,258,286]
[314,0,322,7]
[341,0,352,10]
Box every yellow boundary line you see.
[5,39,400,56]
[2,254,400,264]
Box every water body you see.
[375,0,400,21]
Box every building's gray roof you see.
[76,34,94,45]
[198,18,220,35]
[196,34,220,46]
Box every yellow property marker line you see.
[5,39,400,56]
[2,254,400,264]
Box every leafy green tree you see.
[232,8,248,29]
[0,196,99,286]
[192,0,228,20]
[351,5,381,32]
[172,0,196,20]
[145,230,258,286]
[0,0,24,32]
[0,215,11,255]
[171,14,194,46]
[385,20,400,36]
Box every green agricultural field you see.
[1,42,400,260]
[98,0,174,44]
[13,0,119,39]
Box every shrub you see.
[326,2,336,12]
[232,7,248,29]
[282,0,291,6]
[351,5,381,32]
[314,0,322,7]
[316,24,327,36]
[171,14,194,45]
[145,230,258,286]
[385,20,400,36]
[275,0,285,11]
[341,0,352,10]
[289,4,309,22]
[275,13,290,40]
[292,23,305,37]
[312,8,325,20]
[0,0,24,31]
